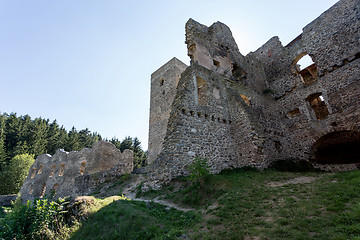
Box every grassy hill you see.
[2,168,360,239]
[68,168,360,240]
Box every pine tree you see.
[66,127,81,151]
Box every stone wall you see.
[20,141,133,201]
[148,57,188,163]
[146,0,360,189]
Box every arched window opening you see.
[37,165,43,174]
[311,131,360,164]
[79,161,86,175]
[306,93,329,120]
[294,53,318,86]
[58,164,65,176]
[196,76,207,105]
[40,183,46,198]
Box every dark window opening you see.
[204,114,208,119]
[306,93,329,120]
[190,111,194,116]
[213,59,220,67]
[182,109,186,114]
[160,78,164,86]
[197,112,201,117]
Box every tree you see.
[0,139,7,170]
[0,153,35,194]
[65,127,81,151]
[78,128,93,149]
[120,136,133,152]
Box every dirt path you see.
[268,176,318,187]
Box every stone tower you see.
[148,57,188,163]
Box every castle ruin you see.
[146,0,360,189]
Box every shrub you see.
[0,154,35,194]
[0,197,69,240]
[187,156,210,184]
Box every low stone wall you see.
[19,141,133,201]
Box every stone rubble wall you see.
[20,141,133,201]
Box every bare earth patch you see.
[268,176,318,187]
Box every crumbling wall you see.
[249,0,360,165]
[20,141,133,201]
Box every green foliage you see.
[0,154,35,194]
[187,156,210,184]
[0,112,104,161]
[0,197,70,240]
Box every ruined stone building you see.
[147,0,360,189]
[20,141,133,200]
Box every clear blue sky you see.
[0,0,338,150]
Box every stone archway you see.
[311,130,360,164]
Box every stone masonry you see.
[146,0,360,189]
[148,57,188,163]
[20,141,133,201]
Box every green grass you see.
[139,168,360,240]
[70,197,200,240]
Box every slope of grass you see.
[70,197,200,240]
[139,168,360,240]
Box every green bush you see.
[0,197,69,240]
[187,156,210,184]
[0,154,35,194]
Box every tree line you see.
[0,112,147,194]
